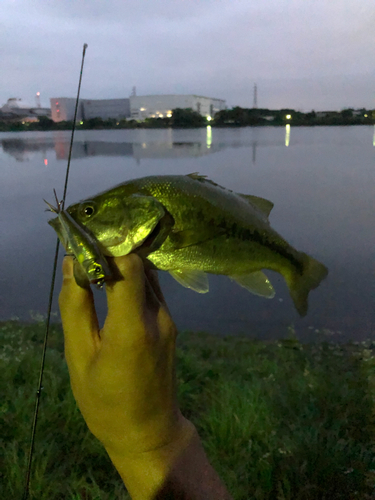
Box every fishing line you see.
[23,43,88,500]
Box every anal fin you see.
[169,269,209,293]
[230,271,275,298]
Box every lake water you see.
[1,126,374,342]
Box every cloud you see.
[1,0,374,110]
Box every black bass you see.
[48,174,328,315]
[45,190,112,288]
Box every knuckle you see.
[116,253,144,278]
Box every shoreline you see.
[1,121,374,133]
[2,320,375,498]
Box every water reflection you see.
[2,137,55,162]
[1,129,293,165]
[1,135,225,162]
[252,141,257,163]
[2,127,375,165]
[206,125,212,148]
[285,124,291,147]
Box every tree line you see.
[0,107,374,132]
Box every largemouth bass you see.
[48,174,328,315]
[45,190,112,288]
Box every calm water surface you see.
[1,126,374,341]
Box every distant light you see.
[166,113,172,118]
[116,122,119,125]
[364,114,368,118]
[36,92,40,96]
[79,120,84,125]
[44,158,48,166]
[56,109,60,113]
[140,107,146,111]
[159,114,164,118]
[207,115,212,121]
[56,102,59,105]
[286,114,292,120]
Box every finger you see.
[143,267,178,345]
[59,256,99,368]
[144,267,167,308]
[104,254,148,343]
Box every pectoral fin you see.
[169,230,203,249]
[169,227,225,249]
[230,271,275,298]
[169,269,209,293]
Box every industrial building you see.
[50,94,226,122]
[129,94,226,120]
[0,97,51,122]
[50,98,130,122]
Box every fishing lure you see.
[44,189,112,288]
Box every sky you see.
[2,0,375,112]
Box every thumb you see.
[59,256,99,369]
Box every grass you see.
[1,320,375,499]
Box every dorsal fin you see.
[186,173,274,217]
[187,172,207,182]
[187,173,231,191]
[238,194,274,217]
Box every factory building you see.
[129,94,226,120]
[82,99,130,120]
[50,98,130,122]
[50,94,225,123]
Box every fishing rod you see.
[23,43,88,500]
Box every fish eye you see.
[80,201,96,218]
[84,206,94,216]
[94,265,102,274]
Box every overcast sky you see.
[2,0,374,111]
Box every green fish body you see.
[48,174,328,315]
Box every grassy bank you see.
[1,321,375,499]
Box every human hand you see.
[59,254,195,498]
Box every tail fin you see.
[288,254,328,316]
